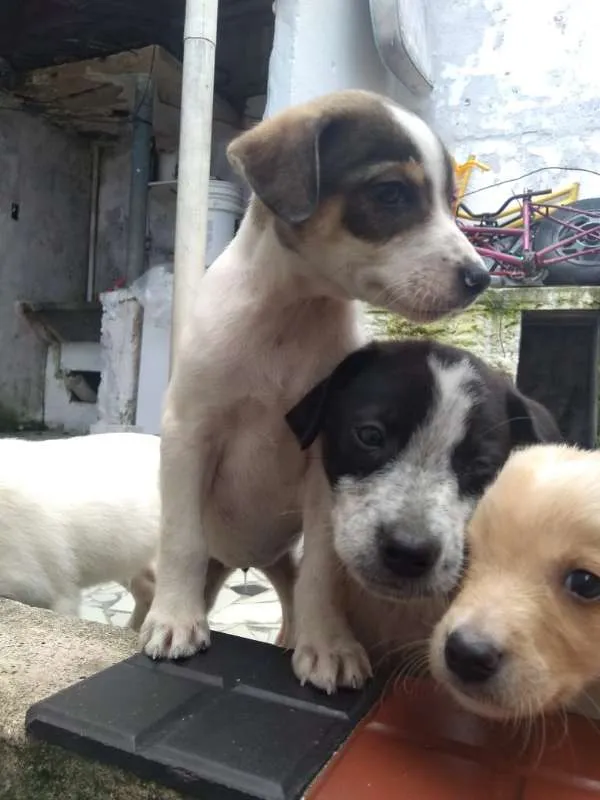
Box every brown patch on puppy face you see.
[228,91,426,228]
[314,105,431,242]
[272,196,347,256]
[299,196,346,243]
[429,444,600,720]
[228,90,487,321]
[341,160,433,244]
[280,159,434,254]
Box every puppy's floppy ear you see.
[285,375,330,451]
[285,345,379,450]
[506,387,563,445]
[227,111,332,225]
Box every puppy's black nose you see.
[460,262,491,295]
[380,535,441,578]
[444,628,503,683]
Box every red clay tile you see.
[307,679,600,799]
[523,779,600,799]
[528,712,600,785]
[369,679,512,754]
[307,728,520,799]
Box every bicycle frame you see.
[459,198,600,276]
[452,152,580,227]
[456,182,581,227]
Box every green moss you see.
[0,402,45,434]
[370,287,600,345]
[0,402,20,432]
[0,741,182,800]
[369,285,600,441]
[369,301,487,353]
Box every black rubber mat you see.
[26,632,383,800]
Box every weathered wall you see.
[265,0,418,116]
[0,111,90,427]
[94,290,143,432]
[266,0,600,204]
[95,140,131,294]
[368,287,600,447]
[264,0,600,204]
[426,0,600,208]
[369,287,600,379]
[95,100,245,294]
[95,139,179,292]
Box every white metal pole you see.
[170,0,220,369]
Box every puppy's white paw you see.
[139,607,211,660]
[292,635,373,694]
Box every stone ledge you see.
[0,598,182,799]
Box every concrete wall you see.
[266,0,418,116]
[94,289,143,432]
[95,139,179,292]
[266,0,600,208]
[94,103,245,294]
[0,111,91,427]
[44,342,101,433]
[426,0,600,209]
[95,141,131,294]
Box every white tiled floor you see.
[80,568,280,643]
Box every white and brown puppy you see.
[430,444,600,721]
[286,340,561,676]
[140,89,490,692]
[0,433,160,631]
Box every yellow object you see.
[453,155,490,211]
[453,154,581,225]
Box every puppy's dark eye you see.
[353,422,386,449]
[370,181,409,208]
[564,569,600,601]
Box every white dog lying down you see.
[0,432,160,630]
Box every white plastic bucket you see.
[158,150,178,182]
[206,179,245,266]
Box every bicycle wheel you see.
[534,198,600,284]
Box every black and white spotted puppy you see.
[286,339,561,664]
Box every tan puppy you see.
[140,89,489,693]
[430,444,600,720]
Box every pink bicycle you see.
[457,190,600,286]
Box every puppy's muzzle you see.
[459,261,491,298]
[444,626,504,684]
[378,524,442,579]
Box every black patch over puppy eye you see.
[353,422,386,450]
[564,569,600,602]
[369,181,410,208]
[343,177,428,243]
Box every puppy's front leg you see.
[293,457,372,693]
[140,411,214,659]
[263,552,297,649]
[128,563,156,632]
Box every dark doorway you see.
[517,310,600,448]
